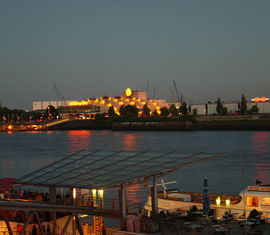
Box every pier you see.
[1,150,225,234]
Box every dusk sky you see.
[1,1,270,110]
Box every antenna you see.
[146,82,149,99]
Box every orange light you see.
[107,103,112,107]
[118,102,124,105]
[130,101,135,105]
[100,100,105,104]
[261,97,267,102]
[7,125,13,130]
[126,88,132,97]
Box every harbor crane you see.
[52,83,66,116]
[172,80,183,103]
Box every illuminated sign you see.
[69,101,89,106]
[251,97,269,103]
[125,88,132,97]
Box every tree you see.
[240,94,247,114]
[152,109,158,117]
[221,107,228,115]
[125,105,139,117]
[179,102,188,115]
[142,104,150,117]
[119,105,139,118]
[216,97,223,115]
[45,105,58,119]
[192,108,198,116]
[250,105,259,114]
[108,106,116,117]
[119,105,126,117]
[169,104,178,117]
[160,107,169,117]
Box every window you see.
[246,196,258,207]
[262,197,270,206]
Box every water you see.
[1,130,270,226]
[1,130,270,196]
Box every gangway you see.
[43,118,71,129]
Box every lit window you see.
[246,196,258,207]
[262,198,270,206]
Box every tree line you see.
[108,102,189,118]
[215,94,259,115]
[0,105,58,123]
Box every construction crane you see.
[53,83,65,101]
[172,80,183,103]
[52,83,66,116]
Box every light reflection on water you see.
[1,130,270,205]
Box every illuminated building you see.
[32,88,169,119]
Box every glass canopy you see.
[16,150,225,189]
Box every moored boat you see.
[144,183,270,219]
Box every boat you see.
[144,182,270,219]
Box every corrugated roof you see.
[16,150,225,189]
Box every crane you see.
[52,83,66,116]
[52,83,65,101]
[172,80,183,103]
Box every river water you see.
[1,130,270,226]
[1,130,270,203]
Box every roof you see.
[16,150,225,189]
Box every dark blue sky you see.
[1,1,270,109]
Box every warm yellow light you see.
[107,103,112,107]
[130,101,135,105]
[114,107,117,112]
[69,100,89,106]
[92,189,97,198]
[126,88,132,97]
[94,99,99,103]
[92,189,97,207]
[7,125,13,130]
[98,189,104,199]
[157,110,161,115]
[113,99,118,102]
[108,97,112,100]
[119,102,124,105]
[79,214,88,218]
[73,188,76,200]
[100,100,105,104]
[216,197,220,206]
[226,199,230,208]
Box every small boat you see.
[144,182,270,219]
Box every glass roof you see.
[16,150,224,189]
